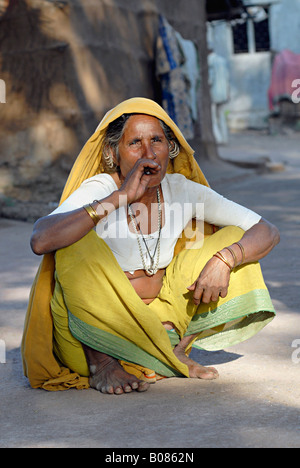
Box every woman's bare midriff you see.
[124,268,166,304]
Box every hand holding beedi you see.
[118,158,162,205]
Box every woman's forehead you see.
[123,114,163,134]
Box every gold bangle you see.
[225,246,237,268]
[234,242,245,265]
[93,200,109,221]
[83,204,101,225]
[217,250,233,267]
[213,252,233,271]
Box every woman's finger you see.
[192,282,204,305]
[219,287,228,299]
[201,288,213,304]
[186,281,196,291]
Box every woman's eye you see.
[152,137,162,143]
[130,139,140,146]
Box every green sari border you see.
[186,289,275,335]
[187,288,275,351]
[68,311,182,378]
[192,310,274,351]
[68,288,275,377]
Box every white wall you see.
[270,0,300,54]
[208,0,300,130]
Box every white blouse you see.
[50,173,261,272]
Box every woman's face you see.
[116,114,170,186]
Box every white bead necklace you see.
[127,188,162,276]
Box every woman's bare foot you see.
[173,344,219,380]
[83,345,149,394]
[165,327,219,380]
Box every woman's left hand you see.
[187,256,231,305]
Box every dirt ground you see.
[0,130,299,449]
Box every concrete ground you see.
[0,130,299,448]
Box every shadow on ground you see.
[190,348,242,366]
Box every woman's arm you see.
[229,217,280,264]
[30,158,160,255]
[188,218,280,305]
[30,190,121,255]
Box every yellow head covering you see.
[60,97,208,203]
[21,97,211,390]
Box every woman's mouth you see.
[144,167,154,175]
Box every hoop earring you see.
[103,152,115,169]
[168,141,179,159]
[103,146,117,171]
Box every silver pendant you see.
[145,269,155,277]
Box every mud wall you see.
[0,0,210,220]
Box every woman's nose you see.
[142,142,156,159]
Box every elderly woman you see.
[22,98,279,394]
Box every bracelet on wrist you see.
[83,200,109,226]
[213,251,233,271]
[83,204,101,225]
[234,241,245,265]
[224,246,237,268]
[93,200,109,222]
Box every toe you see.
[98,384,115,394]
[114,386,124,394]
[206,367,219,377]
[137,381,150,392]
[200,369,219,380]
[123,384,133,393]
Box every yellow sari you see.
[21,98,275,391]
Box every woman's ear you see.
[111,148,119,167]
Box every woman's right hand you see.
[118,159,162,204]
